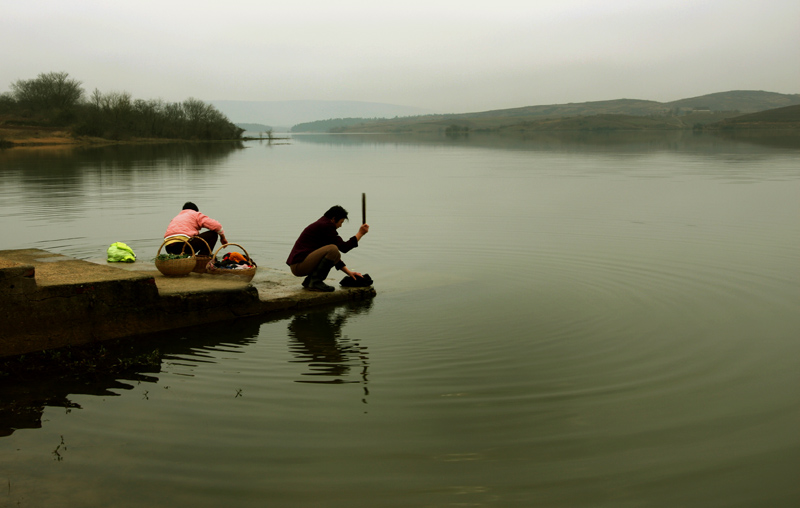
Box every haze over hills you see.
[290,90,800,133]
[665,91,799,112]
[235,123,273,133]
[211,91,800,134]
[208,100,433,130]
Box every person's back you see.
[163,202,228,256]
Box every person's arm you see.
[355,223,369,242]
[339,224,369,276]
[197,213,228,244]
[334,223,368,254]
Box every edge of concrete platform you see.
[0,249,376,358]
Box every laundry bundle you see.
[206,243,257,282]
[107,242,136,263]
[339,273,374,287]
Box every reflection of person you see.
[286,205,369,292]
[288,301,373,384]
[163,202,228,256]
[289,309,351,379]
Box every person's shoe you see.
[302,257,337,292]
[306,279,335,292]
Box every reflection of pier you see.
[0,317,263,437]
[288,301,372,397]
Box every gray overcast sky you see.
[2,0,798,113]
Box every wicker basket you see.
[191,236,213,274]
[206,243,257,282]
[155,238,196,277]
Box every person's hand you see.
[356,223,369,241]
[343,267,362,279]
[220,235,228,246]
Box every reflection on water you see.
[294,129,800,153]
[0,316,261,438]
[714,129,800,149]
[0,302,376,437]
[288,301,372,391]
[0,357,156,437]
[0,142,245,227]
[0,142,245,180]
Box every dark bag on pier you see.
[339,273,373,287]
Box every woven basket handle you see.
[157,238,196,258]
[212,242,256,267]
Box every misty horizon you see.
[2,1,798,115]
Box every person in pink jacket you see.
[163,202,228,255]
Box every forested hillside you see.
[1,71,243,145]
[300,91,800,134]
[710,104,800,128]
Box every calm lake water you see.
[1,131,799,507]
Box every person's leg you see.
[290,245,341,277]
[300,246,340,292]
[165,242,181,255]
[193,231,218,255]
[304,257,337,292]
[165,241,192,255]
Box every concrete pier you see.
[0,249,376,358]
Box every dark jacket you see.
[286,216,358,270]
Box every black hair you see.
[182,202,199,211]
[324,205,348,222]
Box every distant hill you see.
[319,112,717,134]
[709,104,800,129]
[497,114,686,132]
[665,90,800,113]
[292,118,380,133]
[465,98,666,120]
[209,100,433,129]
[327,91,800,134]
[236,123,272,133]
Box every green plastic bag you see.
[107,242,136,263]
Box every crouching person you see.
[287,205,369,292]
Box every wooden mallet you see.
[361,192,366,224]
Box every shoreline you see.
[0,125,255,149]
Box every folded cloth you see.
[107,242,136,263]
[339,273,373,287]
[163,235,190,246]
[223,252,247,264]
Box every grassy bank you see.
[0,121,240,149]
